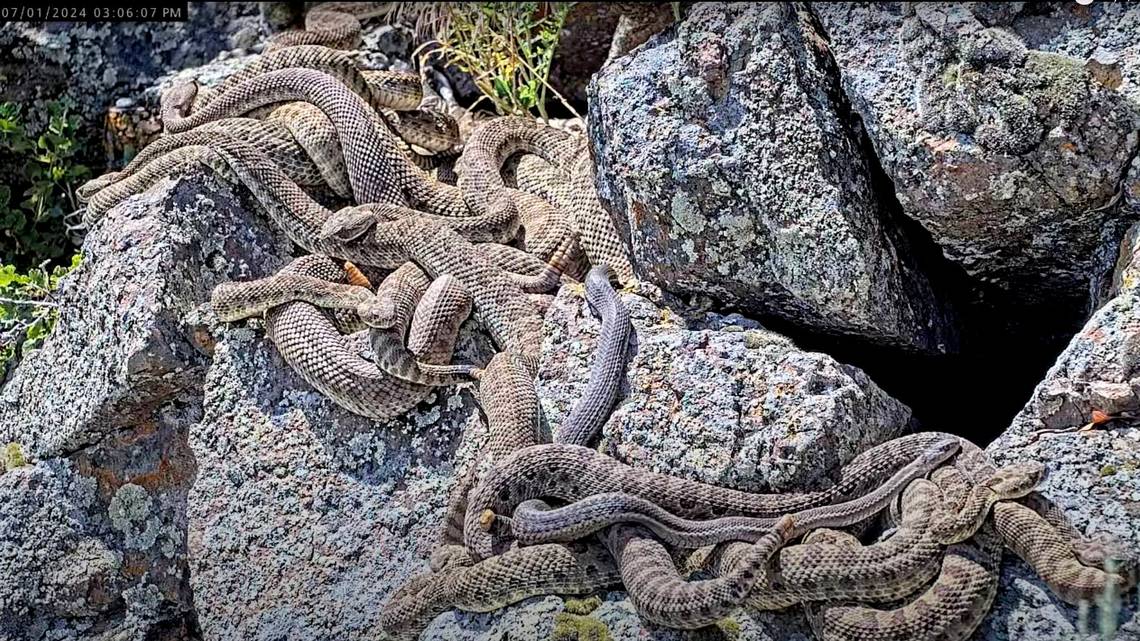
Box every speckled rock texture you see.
[982,224,1140,639]
[188,324,484,640]
[539,285,916,493]
[0,171,274,638]
[421,284,916,639]
[0,3,261,136]
[813,2,1140,314]
[589,2,956,355]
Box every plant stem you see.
[0,296,59,308]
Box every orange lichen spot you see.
[1091,409,1111,425]
[925,137,961,154]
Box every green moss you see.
[551,613,611,641]
[717,617,743,639]
[1023,51,1087,118]
[743,330,765,349]
[941,64,958,88]
[1100,464,1118,477]
[2,442,27,470]
[562,595,602,616]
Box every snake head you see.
[478,509,496,532]
[773,514,798,542]
[356,294,400,329]
[586,263,615,289]
[160,81,200,120]
[920,438,962,469]
[399,110,460,153]
[985,461,1046,499]
[321,207,380,242]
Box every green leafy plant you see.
[0,253,81,374]
[0,100,90,269]
[407,2,579,120]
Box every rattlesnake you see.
[597,439,960,629]
[799,441,1132,641]
[433,264,634,552]
[182,44,459,153]
[387,435,1126,640]
[551,264,632,446]
[212,254,465,419]
[503,441,1020,548]
[80,118,353,212]
[381,436,949,638]
[166,71,587,269]
[462,431,965,560]
[160,68,471,214]
[802,473,1002,641]
[460,116,636,282]
[266,2,392,51]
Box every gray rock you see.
[0,170,269,637]
[0,4,263,140]
[813,2,1140,311]
[0,462,119,635]
[589,2,955,355]
[188,322,485,640]
[361,24,414,61]
[0,172,282,458]
[258,2,303,33]
[539,285,916,493]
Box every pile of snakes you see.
[77,5,1137,641]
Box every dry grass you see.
[389,2,579,120]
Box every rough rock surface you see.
[983,222,1140,639]
[538,286,916,493]
[0,171,276,638]
[0,4,261,137]
[188,323,484,640]
[589,2,956,355]
[814,2,1140,312]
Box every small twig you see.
[516,53,581,120]
[0,296,59,308]
[1031,409,1135,442]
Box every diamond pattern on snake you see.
[72,31,1138,641]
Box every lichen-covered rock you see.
[0,4,262,137]
[422,283,915,639]
[814,2,1140,312]
[589,2,955,355]
[539,285,917,493]
[0,462,121,635]
[0,171,272,638]
[982,225,1140,637]
[187,322,486,640]
[0,172,281,458]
